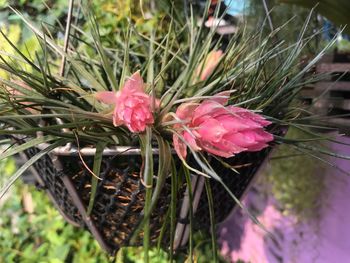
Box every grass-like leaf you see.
[87,141,106,215]
[0,135,58,160]
[0,139,69,201]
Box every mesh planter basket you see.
[19,125,283,254]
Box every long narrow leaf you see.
[0,139,69,200]
[0,135,58,160]
[87,141,106,215]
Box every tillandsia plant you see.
[0,0,346,261]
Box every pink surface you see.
[219,137,350,263]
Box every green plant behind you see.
[278,0,350,34]
[0,183,111,262]
[265,128,326,219]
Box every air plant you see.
[0,0,346,261]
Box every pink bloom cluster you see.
[94,52,273,160]
[173,94,274,159]
[94,50,222,134]
[95,72,155,133]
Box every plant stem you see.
[60,0,74,77]
[169,159,178,261]
[183,167,194,263]
[205,178,218,263]
[143,128,153,263]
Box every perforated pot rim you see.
[36,142,162,156]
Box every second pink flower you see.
[173,94,274,159]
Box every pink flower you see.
[173,93,273,159]
[95,72,155,133]
[195,50,223,81]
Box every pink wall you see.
[219,137,350,263]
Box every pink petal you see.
[113,104,124,127]
[197,118,227,143]
[224,132,257,148]
[200,142,235,158]
[173,134,187,159]
[175,103,198,120]
[220,109,264,129]
[124,96,144,108]
[134,108,146,121]
[123,71,145,93]
[252,129,274,143]
[113,114,123,127]
[210,138,246,155]
[183,131,201,151]
[197,50,223,81]
[225,130,273,151]
[228,106,271,126]
[246,143,269,152]
[255,117,271,127]
[130,119,146,132]
[216,115,251,132]
[193,101,225,125]
[210,91,231,105]
[95,91,118,104]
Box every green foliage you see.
[0,182,226,262]
[337,38,350,53]
[0,5,43,78]
[0,183,112,262]
[265,128,326,219]
[1,0,69,25]
[278,0,350,35]
[117,247,174,262]
[249,0,322,55]
[118,232,228,262]
[0,156,16,198]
